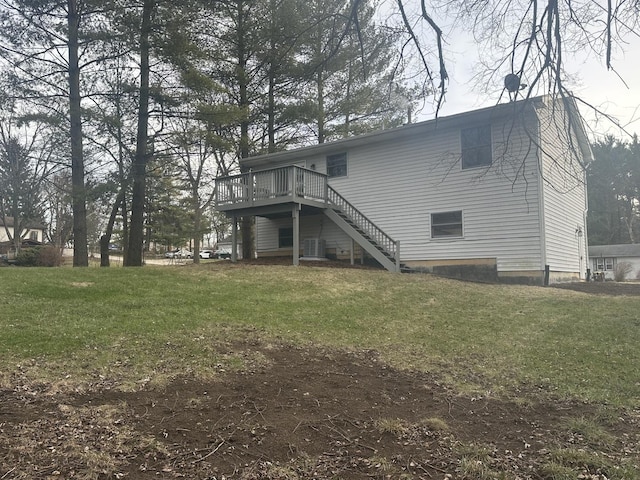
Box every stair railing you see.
[327,186,398,260]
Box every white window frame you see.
[594,257,615,271]
[431,210,463,239]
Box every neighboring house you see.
[216,237,242,259]
[588,244,640,281]
[215,96,591,284]
[0,217,44,245]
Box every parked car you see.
[200,250,214,259]
[165,249,193,258]
[214,249,232,259]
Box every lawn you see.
[1,263,639,479]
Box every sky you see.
[406,7,640,141]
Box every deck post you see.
[292,205,300,266]
[350,239,355,265]
[231,215,238,263]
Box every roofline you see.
[242,95,550,169]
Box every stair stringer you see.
[323,208,400,272]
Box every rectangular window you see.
[327,153,347,178]
[29,231,38,241]
[431,211,463,238]
[461,125,492,169]
[605,258,614,271]
[595,258,604,270]
[278,227,293,248]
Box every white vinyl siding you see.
[256,114,543,272]
[537,98,588,275]
[250,97,588,278]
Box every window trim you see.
[326,152,348,178]
[461,125,492,170]
[594,257,615,271]
[430,210,463,239]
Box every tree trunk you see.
[100,188,125,267]
[67,0,88,266]
[316,69,325,144]
[192,202,201,264]
[125,0,153,266]
[237,0,254,261]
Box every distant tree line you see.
[0,0,422,266]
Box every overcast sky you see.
[408,10,640,141]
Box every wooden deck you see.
[215,165,401,272]
[215,166,329,218]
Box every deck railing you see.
[215,165,399,269]
[327,186,399,260]
[215,166,328,207]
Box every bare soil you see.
[552,280,640,296]
[1,339,639,479]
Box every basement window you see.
[327,152,347,178]
[431,211,463,238]
[278,227,293,248]
[461,125,492,169]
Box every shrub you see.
[14,246,62,267]
[14,247,41,266]
[36,246,63,267]
[613,261,632,282]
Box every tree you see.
[297,0,416,143]
[390,0,639,127]
[125,0,155,266]
[43,172,74,253]
[588,136,640,244]
[0,114,59,252]
[0,0,119,266]
[163,114,218,263]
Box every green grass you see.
[1,264,639,406]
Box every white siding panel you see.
[322,116,543,272]
[537,99,588,275]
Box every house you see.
[0,216,45,252]
[588,244,640,281]
[215,236,242,259]
[215,95,591,284]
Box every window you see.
[278,227,293,248]
[327,153,347,178]
[594,257,615,271]
[461,125,492,169]
[29,231,38,241]
[431,211,463,238]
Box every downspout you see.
[582,167,590,280]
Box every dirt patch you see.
[1,343,638,479]
[552,281,640,296]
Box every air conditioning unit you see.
[303,238,326,258]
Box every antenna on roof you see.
[504,73,527,101]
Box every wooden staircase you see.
[325,187,402,272]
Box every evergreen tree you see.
[588,136,640,245]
